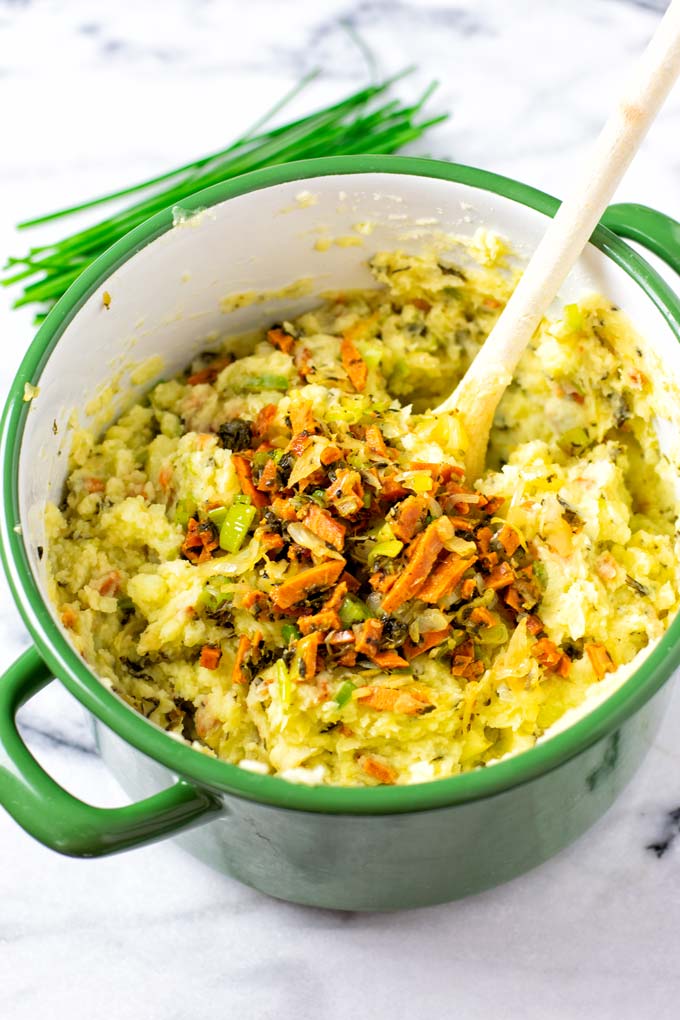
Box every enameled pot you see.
[1,156,679,910]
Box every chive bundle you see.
[3,71,446,320]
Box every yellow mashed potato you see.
[46,245,680,786]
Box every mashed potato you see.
[47,245,680,786]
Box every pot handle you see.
[0,646,219,857]
[602,203,680,275]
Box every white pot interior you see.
[19,171,680,628]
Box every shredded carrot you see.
[261,532,285,555]
[298,608,342,635]
[158,465,173,492]
[96,571,121,597]
[84,477,106,494]
[199,645,222,670]
[340,335,368,392]
[60,606,77,629]
[484,562,515,590]
[187,357,229,385]
[404,626,451,660]
[271,497,299,523]
[357,686,432,715]
[362,757,397,785]
[326,469,364,517]
[470,606,496,627]
[418,553,477,604]
[295,632,321,681]
[253,403,277,442]
[380,517,453,614]
[497,523,521,556]
[181,518,219,564]
[365,425,389,458]
[232,454,268,509]
[585,642,615,679]
[370,650,410,670]
[289,400,316,436]
[354,618,383,657]
[320,444,343,466]
[304,505,346,551]
[232,635,252,685]
[272,558,346,610]
[390,495,428,543]
[504,587,522,613]
[256,457,279,493]
[267,327,295,354]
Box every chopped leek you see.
[339,593,372,626]
[219,502,257,553]
[207,505,228,528]
[368,539,403,567]
[334,680,356,707]
[282,623,301,645]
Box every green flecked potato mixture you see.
[47,242,680,786]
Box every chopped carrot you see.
[531,638,563,670]
[298,609,342,635]
[84,477,106,493]
[326,469,364,517]
[267,327,295,354]
[390,495,428,543]
[504,587,522,613]
[320,444,343,466]
[320,581,348,612]
[256,458,279,493]
[232,634,252,685]
[470,606,496,627]
[271,497,299,523]
[199,645,222,670]
[496,524,521,557]
[354,618,383,657]
[362,757,397,785]
[272,558,346,610]
[289,400,316,436]
[288,431,313,457]
[158,465,173,492]
[96,571,121,597]
[326,628,355,647]
[232,454,268,509]
[411,298,431,312]
[357,686,432,715]
[380,517,454,614]
[181,518,219,564]
[586,642,615,679]
[340,571,361,593]
[338,649,357,667]
[60,606,77,629]
[525,614,544,636]
[476,526,493,555]
[187,357,229,385]
[370,650,410,670]
[417,553,477,604]
[253,403,278,442]
[340,335,368,392]
[460,577,477,600]
[365,425,389,458]
[304,505,346,551]
[295,346,314,381]
[261,532,285,554]
[295,632,321,681]
[379,474,409,502]
[241,590,268,610]
[485,562,515,590]
[404,626,451,660]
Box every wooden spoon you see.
[435,0,680,482]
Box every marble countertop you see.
[1,1,680,1017]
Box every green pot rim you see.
[2,154,679,816]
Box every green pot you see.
[1,157,679,910]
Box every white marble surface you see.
[1,0,680,1016]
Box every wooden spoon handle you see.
[437,0,680,479]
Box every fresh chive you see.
[3,71,447,319]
